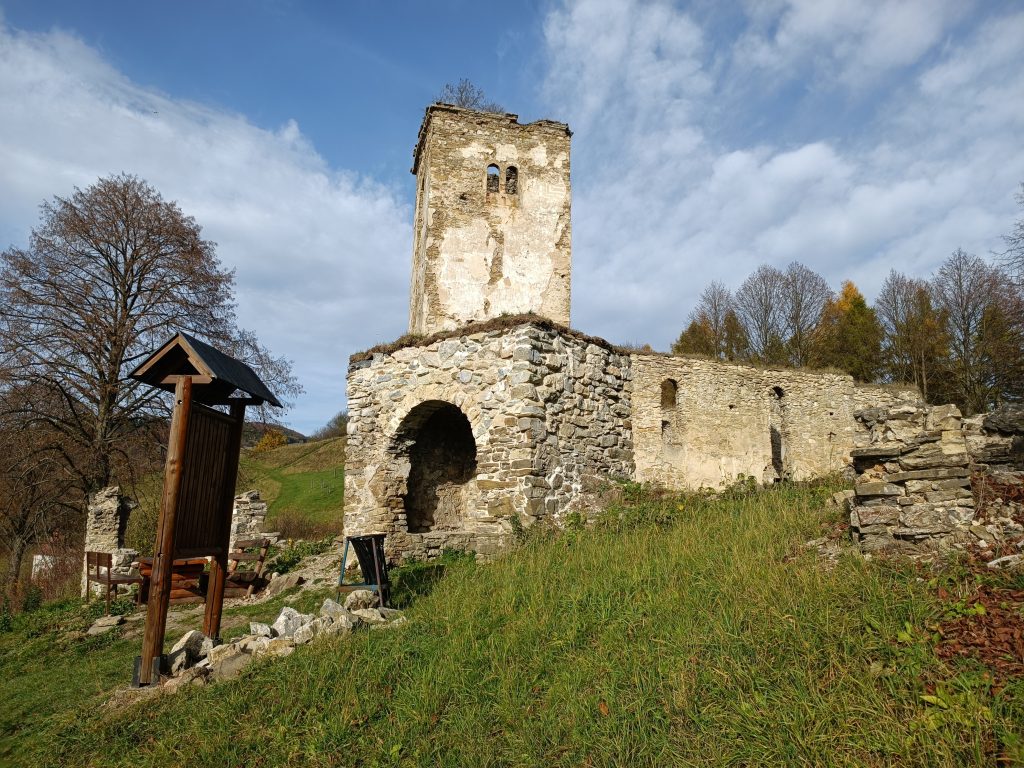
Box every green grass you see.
[0,587,334,766]
[11,480,1017,767]
[237,438,346,536]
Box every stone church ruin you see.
[343,104,931,562]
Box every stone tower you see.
[408,104,572,335]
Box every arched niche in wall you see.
[392,400,477,533]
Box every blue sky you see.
[2,1,1023,433]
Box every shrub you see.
[252,429,288,453]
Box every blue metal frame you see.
[337,537,385,598]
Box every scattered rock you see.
[344,589,378,611]
[87,614,125,636]
[320,598,350,620]
[255,637,295,659]
[250,621,274,638]
[351,608,387,625]
[168,629,206,674]
[210,646,253,682]
[294,617,327,645]
[379,607,405,622]
[323,615,355,636]
[986,554,1024,571]
[266,572,305,597]
[272,607,313,638]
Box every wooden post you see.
[203,400,246,640]
[138,376,193,686]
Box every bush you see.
[252,429,288,454]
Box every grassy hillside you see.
[26,481,1024,767]
[124,438,346,552]
[237,437,346,537]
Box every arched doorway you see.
[396,401,477,533]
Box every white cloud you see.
[0,22,412,434]
[543,0,1024,349]
[735,0,971,88]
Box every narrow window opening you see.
[505,165,518,194]
[486,164,500,193]
[769,386,787,482]
[660,379,678,409]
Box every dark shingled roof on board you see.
[130,332,282,407]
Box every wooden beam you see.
[159,374,213,385]
[203,400,246,640]
[138,376,193,687]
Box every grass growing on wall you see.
[39,481,1024,767]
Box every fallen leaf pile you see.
[935,585,1024,681]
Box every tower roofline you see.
[411,103,571,174]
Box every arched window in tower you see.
[486,164,500,193]
[505,165,518,194]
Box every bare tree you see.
[735,265,787,363]
[931,249,1011,413]
[875,270,947,401]
[673,282,735,359]
[0,174,301,497]
[999,182,1024,284]
[0,386,78,594]
[782,262,832,367]
[435,79,504,113]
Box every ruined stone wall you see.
[847,403,1024,555]
[344,322,629,561]
[230,490,268,551]
[630,355,918,489]
[408,105,572,335]
[81,486,138,597]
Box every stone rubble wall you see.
[631,355,918,490]
[850,403,1024,554]
[409,105,572,335]
[80,485,138,597]
[230,490,268,551]
[345,322,630,562]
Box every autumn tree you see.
[874,270,948,401]
[435,79,504,113]
[814,281,883,381]
[0,174,300,498]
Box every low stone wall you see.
[850,403,1024,554]
[81,486,138,597]
[345,321,631,561]
[631,355,918,490]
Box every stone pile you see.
[161,590,405,692]
[849,403,1024,554]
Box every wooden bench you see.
[138,557,208,604]
[84,551,144,614]
[225,537,271,598]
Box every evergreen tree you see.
[815,281,883,382]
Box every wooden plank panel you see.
[173,403,234,557]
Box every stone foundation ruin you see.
[343,104,948,563]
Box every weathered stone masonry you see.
[344,103,923,563]
[409,105,572,335]
[632,355,917,489]
[345,321,631,561]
